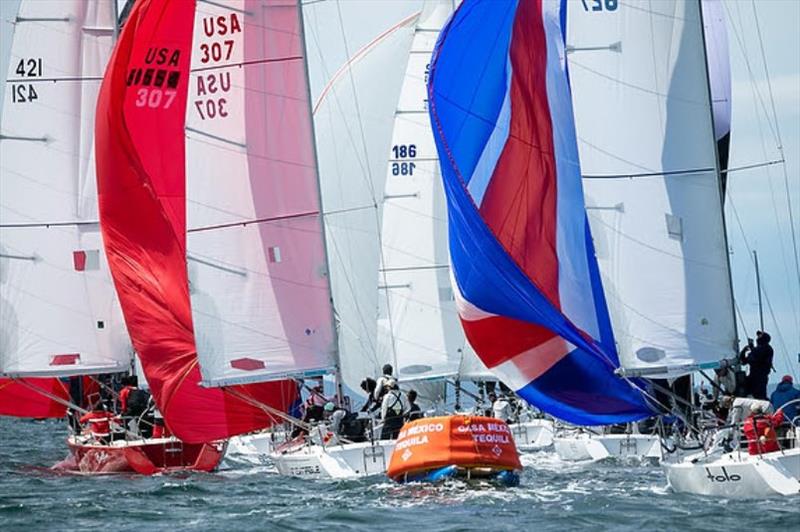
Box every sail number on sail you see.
[391,144,417,176]
[10,58,42,103]
[581,0,618,11]
[127,47,180,109]
[193,13,241,121]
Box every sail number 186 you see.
[391,144,417,176]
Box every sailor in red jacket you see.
[742,404,785,455]
[79,407,115,442]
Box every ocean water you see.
[0,418,796,531]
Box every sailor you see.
[712,360,737,400]
[742,403,784,455]
[380,380,406,440]
[303,381,327,423]
[79,403,115,443]
[374,364,394,402]
[771,375,800,422]
[739,331,774,400]
[405,389,423,422]
[150,399,167,439]
[323,402,347,435]
[359,378,381,413]
[492,393,512,422]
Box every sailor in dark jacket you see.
[740,331,774,400]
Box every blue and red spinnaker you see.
[428,0,654,424]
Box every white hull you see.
[228,431,288,457]
[511,419,554,451]
[554,433,661,462]
[270,439,396,479]
[664,447,800,498]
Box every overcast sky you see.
[1,0,797,382]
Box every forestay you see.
[186,0,336,386]
[0,0,131,378]
[567,0,736,377]
[429,0,653,424]
[304,1,418,394]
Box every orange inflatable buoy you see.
[387,415,521,483]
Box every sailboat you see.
[550,0,739,464]
[564,0,799,492]
[94,0,314,472]
[378,0,554,453]
[267,1,422,479]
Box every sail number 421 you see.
[11,58,42,103]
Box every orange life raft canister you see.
[387,415,522,480]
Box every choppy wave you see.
[0,418,796,531]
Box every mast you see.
[298,0,343,405]
[753,250,765,331]
[698,0,739,354]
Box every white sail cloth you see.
[567,0,736,378]
[377,1,469,384]
[0,0,131,377]
[187,1,336,386]
[304,1,419,394]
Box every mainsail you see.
[568,0,737,378]
[305,2,418,394]
[378,1,468,384]
[95,0,300,443]
[0,0,131,388]
[429,0,653,424]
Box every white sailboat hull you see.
[663,448,800,498]
[270,440,395,479]
[511,419,555,452]
[554,433,661,462]
[227,430,289,457]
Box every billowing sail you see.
[1,0,131,379]
[378,1,468,384]
[96,0,300,443]
[429,0,652,424]
[305,2,418,394]
[185,1,336,386]
[568,0,736,378]
[0,377,69,418]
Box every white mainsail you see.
[0,0,131,377]
[377,1,463,384]
[304,1,418,394]
[187,1,337,387]
[567,0,736,378]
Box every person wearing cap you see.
[770,375,800,422]
[742,403,784,455]
[323,401,347,435]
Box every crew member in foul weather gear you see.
[405,389,423,422]
[742,403,784,455]
[380,380,406,440]
[771,375,800,422]
[491,393,512,422]
[79,404,116,443]
[740,331,774,400]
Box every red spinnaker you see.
[95,0,296,443]
[0,378,68,418]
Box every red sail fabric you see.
[95,0,296,443]
[0,378,68,418]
